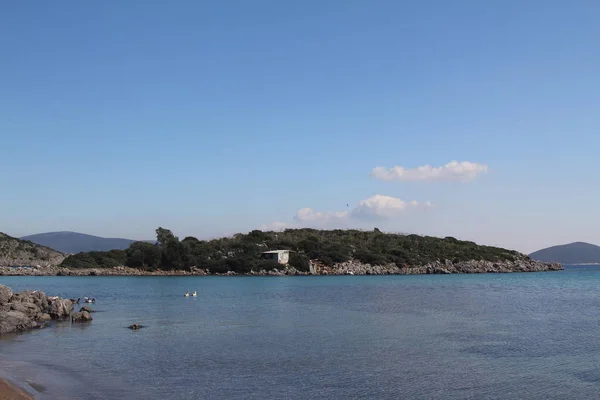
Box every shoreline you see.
[0,378,34,400]
[0,258,564,277]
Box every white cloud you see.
[259,221,292,231]
[292,195,431,224]
[371,160,488,182]
[350,195,432,219]
[260,195,432,231]
[294,208,348,223]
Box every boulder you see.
[0,285,12,305]
[8,302,41,320]
[11,290,48,310]
[0,311,37,334]
[39,313,52,322]
[71,311,92,323]
[79,306,93,313]
[48,299,74,320]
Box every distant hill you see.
[20,231,148,254]
[529,242,600,264]
[0,232,65,267]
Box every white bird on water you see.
[184,292,190,297]
[192,291,197,297]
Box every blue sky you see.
[1,1,599,253]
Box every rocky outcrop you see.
[71,311,92,323]
[312,257,563,275]
[0,311,37,334]
[48,299,74,320]
[0,232,65,268]
[0,285,12,304]
[0,257,563,277]
[0,285,80,334]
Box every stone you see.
[8,302,41,320]
[48,299,74,320]
[39,313,52,322]
[0,311,37,334]
[71,311,92,323]
[0,285,13,305]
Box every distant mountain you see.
[20,231,148,254]
[529,242,600,264]
[0,232,65,267]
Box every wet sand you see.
[0,379,33,400]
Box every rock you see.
[0,311,37,334]
[39,313,52,322]
[11,290,48,310]
[49,299,74,320]
[71,311,92,323]
[0,285,13,305]
[79,306,94,313]
[127,324,144,330]
[8,302,41,320]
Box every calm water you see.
[1,266,600,399]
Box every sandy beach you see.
[0,379,33,400]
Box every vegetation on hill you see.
[60,227,524,273]
[0,232,65,266]
[529,242,600,264]
[20,231,148,253]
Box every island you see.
[529,242,600,265]
[0,228,563,276]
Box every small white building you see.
[261,250,290,265]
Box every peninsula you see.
[1,228,562,276]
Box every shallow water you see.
[1,266,600,399]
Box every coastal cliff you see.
[0,233,65,268]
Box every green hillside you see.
[61,227,525,273]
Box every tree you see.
[126,242,161,270]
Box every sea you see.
[1,265,600,399]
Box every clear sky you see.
[2,1,599,253]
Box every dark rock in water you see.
[0,285,13,305]
[79,306,94,313]
[0,311,37,333]
[71,311,92,323]
[48,298,74,320]
[128,324,144,330]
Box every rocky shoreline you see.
[0,258,563,277]
[0,285,92,335]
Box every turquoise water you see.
[1,266,600,399]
